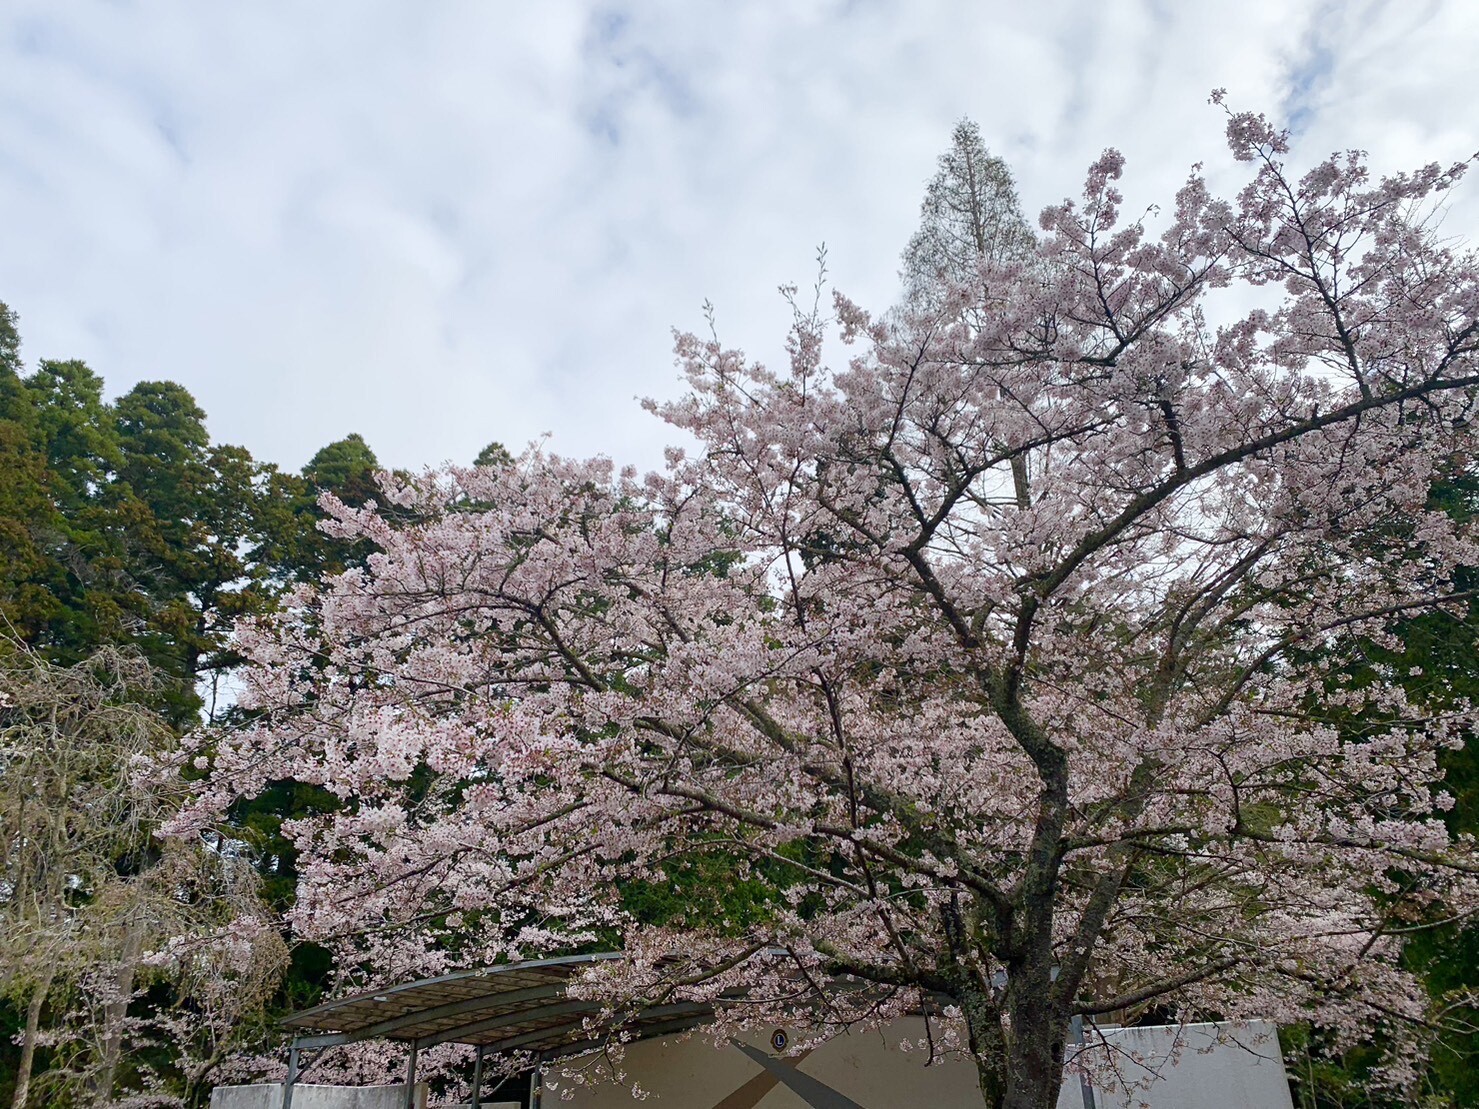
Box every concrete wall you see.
[209,1082,427,1109]
[550,1018,1293,1109]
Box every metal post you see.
[528,1052,542,1109]
[470,1044,484,1109]
[283,1039,300,1109]
[1069,1014,1097,1109]
[404,1040,419,1109]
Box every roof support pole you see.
[529,1052,543,1109]
[283,1039,300,1109]
[470,1044,484,1109]
[404,1040,419,1109]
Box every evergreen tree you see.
[900,117,1036,311]
[25,360,121,517]
[112,381,218,720]
[257,433,383,584]
[0,306,64,645]
[0,302,331,1105]
[473,440,512,469]
[18,359,131,662]
[302,432,380,507]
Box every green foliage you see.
[0,308,387,725]
[619,845,797,933]
[0,302,18,375]
[473,439,513,469]
[0,380,63,645]
[255,432,384,583]
[303,432,380,505]
[0,301,370,1104]
[227,780,341,912]
[1285,473,1479,1107]
[26,359,121,513]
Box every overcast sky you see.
[2,1,1476,473]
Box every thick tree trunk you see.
[958,915,1075,1109]
[10,964,56,1109]
[969,1020,1072,1108]
[962,976,1071,1109]
[1002,963,1071,1109]
[1000,1013,1070,1109]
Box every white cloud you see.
[1,0,1476,472]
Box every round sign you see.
[771,1029,789,1051]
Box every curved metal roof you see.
[282,953,716,1058]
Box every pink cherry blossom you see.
[179,108,1479,1109]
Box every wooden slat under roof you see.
[282,953,716,1059]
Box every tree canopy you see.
[181,105,1479,1109]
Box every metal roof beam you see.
[290,1032,353,1050]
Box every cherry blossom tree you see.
[0,641,285,1108]
[180,102,1479,1109]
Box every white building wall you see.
[551,1018,1293,1109]
[1066,1021,1293,1109]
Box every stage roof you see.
[281,953,717,1059]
